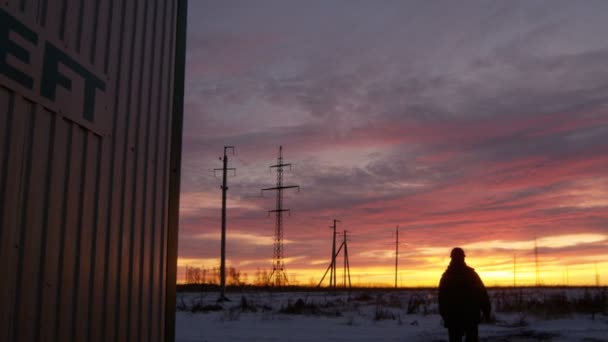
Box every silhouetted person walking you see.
[439,247,491,342]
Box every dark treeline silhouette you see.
[184,266,279,287]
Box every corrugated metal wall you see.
[0,1,184,341]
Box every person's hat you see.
[450,247,465,259]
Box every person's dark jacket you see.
[438,261,491,327]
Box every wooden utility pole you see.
[214,146,235,301]
[534,237,540,287]
[595,262,600,287]
[317,221,351,290]
[331,219,339,288]
[513,254,516,288]
[342,230,351,289]
[317,240,344,288]
[395,225,399,288]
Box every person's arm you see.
[475,273,491,319]
[438,274,448,320]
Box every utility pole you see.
[317,219,342,289]
[317,238,344,288]
[342,230,351,289]
[214,146,235,301]
[317,223,352,290]
[395,225,399,289]
[513,254,516,288]
[595,262,600,287]
[262,146,299,287]
[331,219,339,288]
[534,237,540,287]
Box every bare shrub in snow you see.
[407,293,433,315]
[373,305,396,321]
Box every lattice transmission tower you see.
[262,146,299,286]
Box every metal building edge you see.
[165,0,187,341]
[0,0,187,340]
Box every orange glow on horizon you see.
[176,261,608,287]
[178,234,608,287]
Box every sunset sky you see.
[178,1,608,287]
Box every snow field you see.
[175,288,608,341]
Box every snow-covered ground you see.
[175,289,608,341]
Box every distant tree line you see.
[185,266,283,286]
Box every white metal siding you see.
[0,1,181,341]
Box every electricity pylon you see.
[262,146,299,286]
[213,146,235,301]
